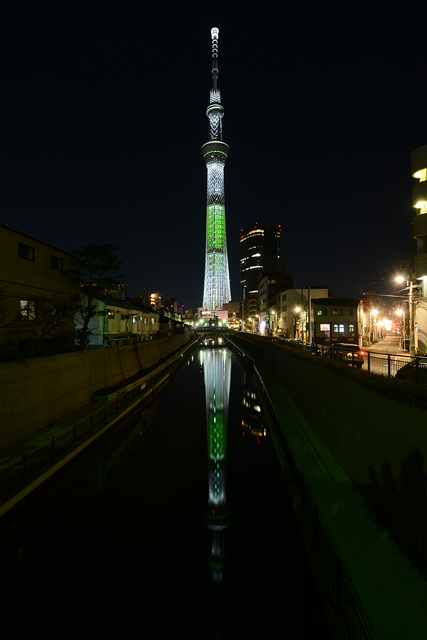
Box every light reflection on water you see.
[1,341,330,638]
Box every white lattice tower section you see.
[202,27,231,311]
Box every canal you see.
[1,342,331,638]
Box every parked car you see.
[395,358,427,385]
[329,343,365,368]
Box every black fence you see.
[226,336,375,640]
[0,339,198,502]
[282,339,424,382]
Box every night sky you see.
[2,3,426,310]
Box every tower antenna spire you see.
[211,27,219,90]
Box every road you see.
[363,334,412,376]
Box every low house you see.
[278,287,328,338]
[0,223,77,357]
[81,294,160,348]
[311,298,364,346]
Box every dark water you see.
[0,346,331,638]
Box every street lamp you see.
[395,308,406,341]
[370,309,378,342]
[271,310,276,336]
[294,306,301,339]
[396,276,418,356]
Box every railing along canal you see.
[226,336,375,640]
[0,340,198,501]
[284,339,425,382]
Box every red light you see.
[359,351,365,356]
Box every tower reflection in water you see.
[200,337,231,638]
[200,337,266,637]
[200,339,231,574]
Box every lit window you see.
[317,309,322,316]
[320,324,329,331]
[339,324,345,333]
[349,324,355,334]
[333,324,339,333]
[18,243,35,261]
[333,308,338,316]
[20,300,36,320]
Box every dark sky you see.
[2,3,426,309]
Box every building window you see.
[333,324,339,333]
[132,315,137,324]
[333,308,338,316]
[349,324,355,334]
[339,324,345,333]
[51,255,63,270]
[18,243,35,261]
[320,323,329,331]
[349,308,354,315]
[144,317,148,325]
[317,309,322,316]
[20,300,36,320]
[323,308,328,315]
[107,310,115,319]
[339,308,344,316]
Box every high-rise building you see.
[202,28,231,312]
[411,145,427,351]
[240,223,282,301]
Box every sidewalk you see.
[0,392,149,518]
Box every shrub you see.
[274,342,427,411]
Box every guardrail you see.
[0,339,198,502]
[226,335,375,640]
[280,339,425,382]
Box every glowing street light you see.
[370,308,378,342]
[294,306,301,339]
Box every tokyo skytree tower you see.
[202,28,231,311]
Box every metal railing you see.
[281,339,425,382]
[226,335,375,640]
[0,339,198,501]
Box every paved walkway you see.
[0,400,99,473]
[257,358,427,640]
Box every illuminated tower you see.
[202,27,231,311]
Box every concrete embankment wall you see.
[0,333,192,451]
[232,334,427,574]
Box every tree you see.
[70,243,124,349]
[17,295,75,356]
[0,287,75,360]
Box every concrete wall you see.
[0,333,191,451]
[232,334,427,573]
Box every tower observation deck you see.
[202,27,231,311]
